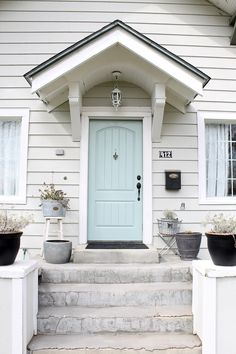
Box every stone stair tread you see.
[39,281,192,292]
[39,262,192,284]
[28,332,201,351]
[39,261,192,271]
[38,305,193,318]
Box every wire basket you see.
[157,219,181,236]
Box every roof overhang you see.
[24,20,210,142]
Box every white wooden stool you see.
[42,217,64,256]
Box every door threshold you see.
[86,241,148,249]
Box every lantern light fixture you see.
[111,71,122,110]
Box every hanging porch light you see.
[111,71,122,110]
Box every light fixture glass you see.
[111,71,122,110]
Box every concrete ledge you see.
[73,245,160,264]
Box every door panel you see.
[88,120,142,241]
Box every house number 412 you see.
[159,151,172,158]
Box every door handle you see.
[136,182,141,201]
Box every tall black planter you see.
[0,232,22,266]
[175,232,202,260]
[206,233,236,266]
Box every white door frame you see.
[79,107,152,245]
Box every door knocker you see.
[113,152,119,160]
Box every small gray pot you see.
[44,240,72,264]
[42,199,66,217]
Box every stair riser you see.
[37,315,193,334]
[39,289,192,307]
[40,268,192,284]
[73,250,160,264]
[29,348,202,354]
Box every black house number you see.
[159,151,172,158]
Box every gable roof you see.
[24,19,210,88]
[24,20,210,142]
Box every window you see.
[198,112,236,204]
[0,109,29,203]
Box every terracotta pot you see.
[206,232,236,266]
[0,232,22,266]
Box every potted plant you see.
[205,213,236,266]
[175,230,202,261]
[39,183,70,217]
[157,209,181,236]
[0,212,32,266]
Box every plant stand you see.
[157,219,181,256]
[192,260,236,354]
[42,217,64,255]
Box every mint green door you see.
[88,120,143,241]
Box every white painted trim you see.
[152,84,166,142]
[79,108,152,244]
[12,278,23,354]
[0,109,29,204]
[198,111,236,205]
[69,82,82,141]
[31,28,204,96]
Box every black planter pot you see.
[0,232,22,266]
[175,232,202,260]
[206,232,236,266]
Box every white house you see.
[1,0,236,258]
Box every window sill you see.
[199,197,236,205]
[0,196,27,205]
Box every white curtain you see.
[206,124,229,197]
[0,121,21,196]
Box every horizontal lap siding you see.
[0,0,235,257]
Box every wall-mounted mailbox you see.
[165,170,181,190]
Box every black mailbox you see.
[165,171,181,190]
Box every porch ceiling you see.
[24,20,210,142]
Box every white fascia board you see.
[31,29,120,93]
[117,30,204,96]
[31,28,204,98]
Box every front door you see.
[88,120,143,241]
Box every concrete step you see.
[39,262,192,284]
[39,282,192,307]
[28,333,201,353]
[73,245,160,264]
[37,305,193,334]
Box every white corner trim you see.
[69,82,82,141]
[152,84,166,142]
[79,108,153,245]
[0,108,29,204]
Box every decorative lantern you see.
[111,71,122,110]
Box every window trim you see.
[198,111,236,205]
[0,109,29,204]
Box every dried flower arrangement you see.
[39,183,70,209]
[205,213,236,235]
[0,212,32,233]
